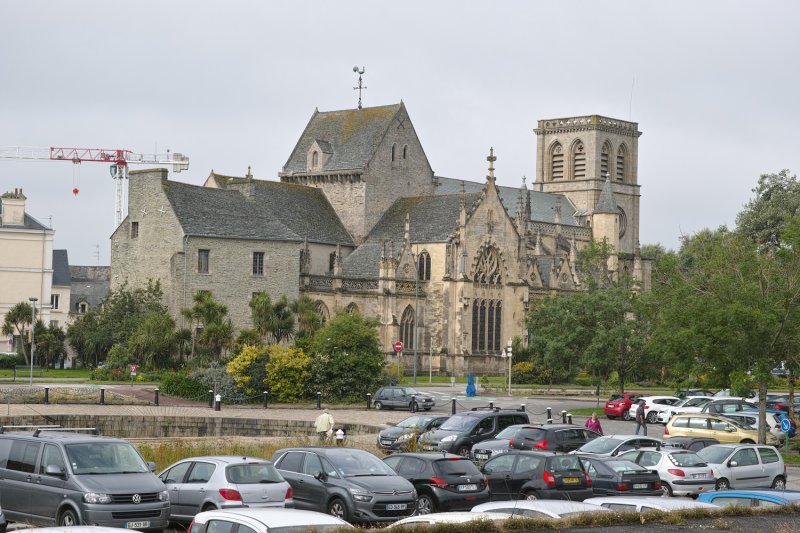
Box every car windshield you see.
[668,452,706,467]
[66,442,150,474]
[605,460,647,473]
[697,446,734,465]
[403,387,419,396]
[434,458,482,476]
[609,394,624,402]
[324,449,396,477]
[495,426,544,440]
[577,437,624,454]
[440,415,478,432]
[397,416,431,429]
[227,463,284,483]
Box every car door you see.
[274,451,308,508]
[482,453,516,501]
[511,454,544,496]
[300,452,329,509]
[728,448,767,488]
[2,439,41,520]
[159,460,193,520]
[471,416,496,446]
[756,447,782,485]
[30,443,69,523]
[555,429,581,452]
[688,417,711,438]
[181,461,217,515]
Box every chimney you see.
[1,188,27,226]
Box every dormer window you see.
[307,140,331,171]
[311,151,319,169]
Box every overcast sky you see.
[2,1,798,265]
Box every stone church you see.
[110,102,650,374]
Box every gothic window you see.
[198,249,210,274]
[474,247,501,284]
[345,303,359,315]
[493,301,502,352]
[601,141,612,179]
[391,143,396,162]
[471,301,479,352]
[417,252,431,281]
[572,141,586,179]
[550,142,564,180]
[478,301,487,351]
[618,206,628,238]
[402,145,408,159]
[328,252,336,273]
[315,301,329,324]
[487,302,495,352]
[616,145,627,181]
[252,252,264,275]
[312,150,319,169]
[400,306,415,350]
[470,299,502,354]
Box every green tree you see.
[227,344,269,396]
[266,345,311,402]
[128,311,177,370]
[33,320,66,369]
[66,311,105,367]
[736,169,800,249]
[181,290,233,361]
[2,301,34,365]
[249,292,295,344]
[291,295,323,339]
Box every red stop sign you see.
[393,341,404,352]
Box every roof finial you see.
[352,66,367,110]
[487,147,496,182]
[246,165,253,180]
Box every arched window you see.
[345,303,359,315]
[471,301,479,352]
[487,301,495,352]
[571,141,585,179]
[328,252,336,273]
[478,301,487,352]
[474,247,501,284]
[601,141,612,179]
[400,306,415,350]
[311,150,319,168]
[616,145,627,181]
[391,143,396,162]
[549,142,564,180]
[417,251,431,281]
[315,301,330,325]
[402,145,408,159]
[493,302,502,352]
[470,299,502,354]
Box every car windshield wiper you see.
[348,473,385,477]
[259,480,281,483]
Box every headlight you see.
[349,488,373,502]
[158,491,169,502]
[83,492,112,504]
[396,433,411,442]
[441,435,457,443]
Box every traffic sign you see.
[393,341,404,352]
[781,418,791,432]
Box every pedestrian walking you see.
[315,408,335,443]
[585,412,603,435]
[634,400,647,436]
[335,428,346,447]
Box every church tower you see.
[533,115,641,255]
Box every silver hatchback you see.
[158,456,292,523]
[697,444,787,490]
[618,448,715,496]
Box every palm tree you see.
[2,301,33,364]
[249,292,295,344]
[291,295,322,339]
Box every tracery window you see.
[417,251,431,281]
[474,247,502,284]
[572,141,586,179]
[315,301,329,325]
[345,303,359,315]
[550,142,564,180]
[400,306,415,350]
[471,299,502,353]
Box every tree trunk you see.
[758,379,768,445]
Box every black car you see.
[481,451,592,501]
[577,455,663,496]
[472,424,601,463]
[419,408,530,456]
[663,436,720,452]
[383,453,490,514]
[701,398,755,415]
[373,386,436,411]
[377,415,449,452]
[271,447,416,523]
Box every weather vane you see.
[353,66,367,109]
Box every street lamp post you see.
[507,339,513,396]
[29,297,37,386]
[412,250,419,385]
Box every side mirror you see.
[45,464,65,476]
[728,460,738,467]
[482,467,492,474]
[148,461,157,472]
[726,427,735,432]
[314,470,328,481]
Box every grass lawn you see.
[0,368,93,379]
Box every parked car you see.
[419,408,529,456]
[585,496,719,512]
[662,436,720,452]
[722,411,790,443]
[382,453,489,514]
[740,408,796,438]
[771,367,790,378]
[576,455,663,497]
[388,511,509,527]
[664,414,780,446]
[481,451,593,501]
[697,489,800,507]
[570,435,663,457]
[471,500,607,519]
[377,415,449,452]
[696,444,786,490]
[188,508,353,533]
[677,389,715,398]
[604,392,641,420]
[617,448,715,496]
[701,398,756,415]
[373,386,436,411]
[657,396,714,423]
[158,456,292,523]
[270,447,416,523]
[471,424,601,463]
[625,396,682,424]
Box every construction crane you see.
[0,146,189,226]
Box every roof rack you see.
[33,427,99,437]
[0,425,61,434]
[470,406,501,412]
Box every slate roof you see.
[0,213,50,230]
[163,180,352,245]
[594,178,619,214]
[69,265,110,312]
[434,176,580,226]
[52,250,70,287]
[281,104,402,174]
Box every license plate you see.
[607,404,614,407]
[692,473,707,479]
[633,483,648,489]
[475,453,488,460]
[387,503,407,511]
[458,484,478,491]
[562,477,580,484]
[381,440,392,445]
[125,522,150,529]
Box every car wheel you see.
[623,411,632,421]
[660,482,673,497]
[328,497,350,522]
[741,439,755,444]
[647,411,658,424]
[606,415,616,420]
[715,478,730,490]
[202,503,218,512]
[772,476,786,490]
[417,494,436,515]
[374,401,383,410]
[455,445,471,457]
[59,508,79,527]
[523,491,539,500]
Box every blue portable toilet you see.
[466,373,476,397]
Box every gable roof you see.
[69,265,110,312]
[52,249,71,287]
[281,104,402,174]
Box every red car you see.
[604,392,641,420]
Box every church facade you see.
[110,103,650,374]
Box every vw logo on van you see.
[132,494,141,504]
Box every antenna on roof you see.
[353,66,367,109]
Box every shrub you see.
[159,372,208,400]
[226,344,268,396]
[106,343,135,369]
[0,353,20,370]
[190,366,250,403]
[266,346,311,402]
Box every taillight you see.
[654,481,662,490]
[615,483,630,491]
[218,488,242,501]
[543,471,556,488]
[643,406,649,409]
[430,477,449,489]
[776,424,782,429]
[508,438,514,448]
[667,469,686,477]
[285,486,293,501]
[664,425,670,435]
[533,440,548,450]
[482,474,489,487]
[585,473,592,487]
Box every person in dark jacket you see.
[634,401,647,435]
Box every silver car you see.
[189,508,353,533]
[696,444,787,490]
[158,456,292,523]
[584,496,719,512]
[618,448,715,496]
[657,396,713,423]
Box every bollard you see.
[451,397,457,415]
[214,394,222,411]
[519,404,526,412]
[547,407,553,424]
[44,387,49,405]
[567,413,573,424]
[208,390,214,408]
[154,388,160,407]
[561,410,567,424]
[489,401,494,410]
[264,391,269,409]
[366,393,372,410]
[316,391,322,409]
[100,388,105,406]
[411,395,418,413]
